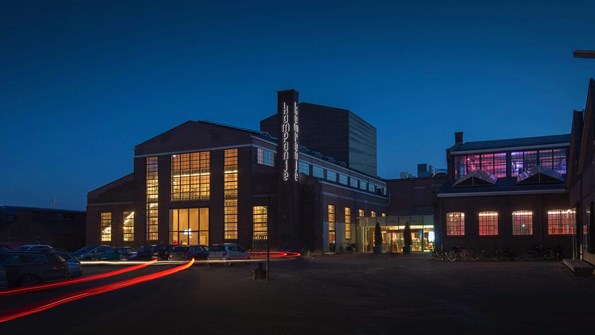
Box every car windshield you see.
[209,245,225,252]
[73,246,97,254]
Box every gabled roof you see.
[453,170,497,187]
[450,134,570,153]
[516,166,564,185]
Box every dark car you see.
[76,246,116,261]
[53,252,83,278]
[153,244,176,260]
[97,247,137,261]
[71,245,108,260]
[129,245,156,261]
[0,251,69,287]
[167,245,209,261]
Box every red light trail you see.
[248,251,301,259]
[0,259,194,323]
[0,259,158,297]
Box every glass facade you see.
[171,152,210,201]
[224,149,238,240]
[123,211,134,242]
[146,156,159,241]
[446,212,465,236]
[101,212,111,242]
[512,210,533,236]
[169,208,209,245]
[454,148,567,179]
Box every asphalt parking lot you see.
[1,253,594,335]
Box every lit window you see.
[253,206,268,249]
[446,212,465,236]
[350,178,358,188]
[101,212,112,242]
[171,152,210,201]
[123,211,135,242]
[146,156,159,241]
[358,209,364,217]
[512,211,532,235]
[224,149,238,240]
[345,208,351,240]
[548,209,575,235]
[371,211,376,218]
[328,205,336,250]
[479,211,498,236]
[169,208,209,245]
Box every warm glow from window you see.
[169,208,209,245]
[123,211,134,242]
[224,149,238,239]
[479,211,498,236]
[171,152,210,201]
[548,209,575,235]
[253,206,268,249]
[345,208,351,240]
[512,210,532,235]
[328,205,336,247]
[101,212,111,242]
[146,156,159,241]
[446,212,465,236]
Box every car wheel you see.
[19,274,41,287]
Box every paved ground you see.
[1,253,594,335]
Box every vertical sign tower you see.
[276,89,300,250]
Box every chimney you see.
[455,132,463,144]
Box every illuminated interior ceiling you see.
[516,165,564,184]
[453,170,498,187]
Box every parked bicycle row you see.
[432,245,565,262]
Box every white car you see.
[208,243,250,266]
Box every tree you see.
[374,222,383,254]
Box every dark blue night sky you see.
[1,0,594,210]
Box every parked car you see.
[0,251,69,287]
[153,244,176,260]
[168,245,209,261]
[77,246,116,261]
[54,252,82,278]
[128,245,156,261]
[97,247,137,261]
[208,243,250,266]
[12,244,53,251]
[71,245,107,259]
